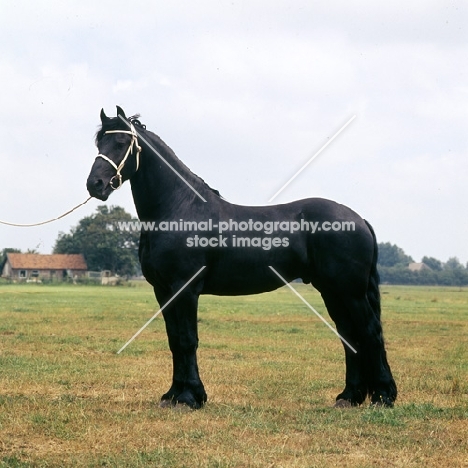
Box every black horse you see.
[86,106,397,409]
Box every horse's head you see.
[86,106,142,201]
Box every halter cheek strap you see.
[95,123,141,190]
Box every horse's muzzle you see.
[86,175,110,201]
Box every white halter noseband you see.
[96,122,141,190]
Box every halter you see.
[96,122,142,190]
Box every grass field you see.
[0,282,467,467]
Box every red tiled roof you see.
[6,253,87,270]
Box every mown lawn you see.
[0,282,467,467]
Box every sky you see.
[0,0,467,264]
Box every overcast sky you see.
[0,1,467,264]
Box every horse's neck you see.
[130,131,208,220]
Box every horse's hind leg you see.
[321,294,367,406]
[154,287,207,409]
[321,293,397,407]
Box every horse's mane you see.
[142,125,222,199]
[95,114,221,198]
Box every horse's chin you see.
[94,193,110,201]
[87,186,112,201]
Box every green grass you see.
[0,283,467,467]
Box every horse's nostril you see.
[86,176,104,195]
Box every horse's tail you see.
[364,220,381,320]
[364,220,397,404]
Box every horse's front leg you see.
[154,287,207,409]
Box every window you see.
[31,270,39,278]
[19,270,26,278]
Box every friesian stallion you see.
[86,107,397,409]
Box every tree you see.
[0,248,22,272]
[441,257,467,286]
[444,257,464,271]
[377,242,414,267]
[422,256,443,271]
[54,205,140,276]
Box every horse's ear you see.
[100,108,109,123]
[116,106,127,119]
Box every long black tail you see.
[364,220,398,404]
[364,220,381,320]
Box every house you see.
[2,253,87,281]
[408,262,431,272]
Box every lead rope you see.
[0,196,92,227]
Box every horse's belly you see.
[202,253,308,296]
[202,274,286,296]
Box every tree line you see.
[377,242,468,286]
[2,206,467,286]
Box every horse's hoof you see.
[370,398,394,408]
[334,398,354,408]
[159,399,196,411]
